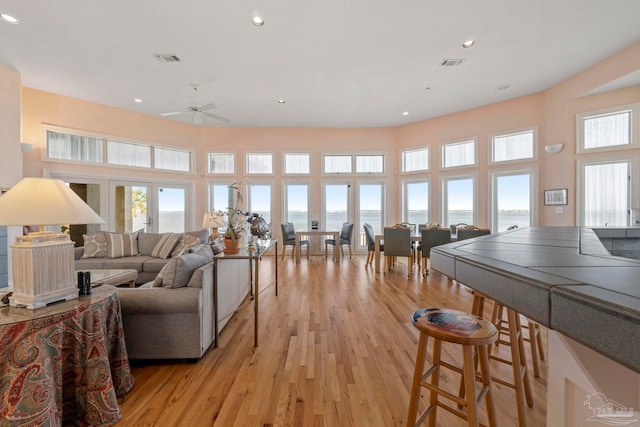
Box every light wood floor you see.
[117,255,547,426]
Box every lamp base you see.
[10,234,78,309]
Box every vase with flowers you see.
[218,182,249,254]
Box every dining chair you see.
[383,225,413,277]
[280,222,309,260]
[457,225,491,241]
[420,227,452,277]
[325,222,354,258]
[363,223,382,268]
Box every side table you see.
[0,285,134,426]
[213,239,278,347]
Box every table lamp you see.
[0,177,105,308]
[202,211,226,242]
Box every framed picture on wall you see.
[544,188,568,206]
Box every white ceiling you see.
[1,0,640,128]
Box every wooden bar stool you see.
[466,293,534,427]
[407,308,498,427]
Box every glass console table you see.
[213,239,278,347]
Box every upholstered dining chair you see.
[363,223,382,268]
[383,225,413,277]
[456,225,491,241]
[280,222,309,260]
[325,222,354,259]
[420,227,452,277]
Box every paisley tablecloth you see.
[1,285,134,426]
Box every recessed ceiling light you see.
[134,98,142,103]
[1,13,19,24]
[402,111,409,116]
[252,16,264,26]
[277,99,285,104]
[462,40,475,48]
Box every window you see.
[107,140,151,168]
[285,183,309,230]
[358,182,385,239]
[47,130,103,163]
[284,153,310,174]
[324,183,350,232]
[355,155,384,173]
[208,183,235,212]
[246,153,273,174]
[208,153,235,174]
[491,170,535,232]
[580,159,630,227]
[324,155,352,174]
[402,148,429,173]
[248,183,272,225]
[154,147,191,172]
[442,175,475,226]
[403,180,429,225]
[442,140,476,168]
[577,104,639,153]
[491,129,536,163]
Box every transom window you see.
[442,140,476,168]
[246,153,273,174]
[323,154,385,174]
[577,104,639,153]
[284,153,310,174]
[490,128,536,163]
[107,140,151,168]
[208,153,235,174]
[401,148,429,173]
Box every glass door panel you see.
[357,182,384,250]
[112,183,150,233]
[157,186,186,233]
[324,183,350,232]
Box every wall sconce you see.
[20,143,35,153]
[544,144,564,154]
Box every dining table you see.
[295,230,341,264]
[374,233,422,273]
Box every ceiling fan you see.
[161,87,230,125]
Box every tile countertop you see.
[430,226,640,374]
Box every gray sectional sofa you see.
[74,229,251,360]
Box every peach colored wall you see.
[18,41,640,232]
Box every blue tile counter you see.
[430,226,640,374]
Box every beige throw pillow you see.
[106,232,139,258]
[171,234,202,258]
[151,233,180,259]
[162,244,213,289]
[82,233,108,258]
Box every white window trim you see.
[401,177,430,223]
[321,152,387,176]
[400,147,430,174]
[282,152,311,175]
[489,167,538,232]
[488,126,538,165]
[576,155,637,227]
[440,137,478,170]
[207,152,236,175]
[42,124,195,174]
[245,152,274,175]
[576,103,640,155]
[441,172,478,226]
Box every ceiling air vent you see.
[441,59,464,67]
[154,54,181,63]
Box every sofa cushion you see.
[138,233,164,256]
[162,244,213,289]
[184,229,210,245]
[152,233,181,259]
[142,257,171,273]
[82,233,108,258]
[100,255,153,272]
[171,234,201,258]
[75,258,107,270]
[106,232,139,258]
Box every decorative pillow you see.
[184,229,210,245]
[162,244,213,289]
[152,262,169,288]
[171,234,202,258]
[138,232,164,256]
[151,233,181,259]
[106,232,139,258]
[82,233,108,258]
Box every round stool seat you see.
[412,308,497,346]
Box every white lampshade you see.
[0,177,105,228]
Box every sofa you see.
[74,230,251,360]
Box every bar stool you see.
[407,308,498,427]
[466,293,534,427]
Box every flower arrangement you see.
[217,182,249,242]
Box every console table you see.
[0,285,134,426]
[213,239,278,347]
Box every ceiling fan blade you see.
[202,111,230,123]
[197,103,217,112]
[160,111,185,117]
